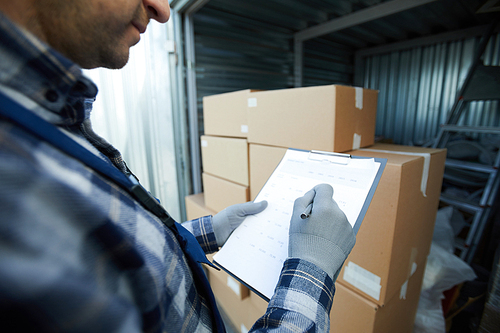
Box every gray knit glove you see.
[288,184,355,281]
[213,201,268,247]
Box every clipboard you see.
[213,148,387,301]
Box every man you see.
[0,0,355,332]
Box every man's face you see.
[33,0,170,69]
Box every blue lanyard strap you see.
[0,90,175,228]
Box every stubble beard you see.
[66,18,133,70]
[33,1,142,70]
[89,5,147,69]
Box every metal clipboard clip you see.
[307,150,351,165]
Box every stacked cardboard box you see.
[338,144,446,308]
[185,193,263,331]
[201,135,250,212]
[185,192,216,221]
[248,142,447,332]
[186,85,446,333]
[201,90,254,213]
[247,85,378,152]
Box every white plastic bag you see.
[432,206,456,253]
[414,244,477,333]
[413,206,477,333]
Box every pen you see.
[300,203,313,219]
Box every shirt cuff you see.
[181,216,219,254]
[268,258,335,330]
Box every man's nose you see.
[143,0,171,23]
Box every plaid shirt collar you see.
[0,11,97,127]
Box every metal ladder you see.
[432,20,500,264]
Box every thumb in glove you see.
[212,200,268,247]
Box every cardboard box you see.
[208,268,266,332]
[201,135,249,186]
[203,173,249,213]
[247,85,378,152]
[249,290,269,313]
[241,297,267,332]
[185,193,217,220]
[210,273,251,332]
[337,143,446,306]
[212,261,425,333]
[203,89,258,138]
[207,254,250,301]
[249,144,287,200]
[331,260,426,333]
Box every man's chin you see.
[105,58,130,70]
[81,52,130,70]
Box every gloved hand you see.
[212,200,268,247]
[288,184,355,281]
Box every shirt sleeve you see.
[181,216,219,254]
[249,258,335,333]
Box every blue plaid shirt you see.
[0,11,335,333]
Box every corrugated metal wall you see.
[193,7,294,136]
[193,15,355,98]
[364,33,500,146]
[192,4,356,135]
[303,38,354,87]
[193,2,499,147]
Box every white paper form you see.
[213,149,384,300]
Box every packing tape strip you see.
[343,261,382,301]
[248,97,257,108]
[227,276,241,297]
[355,87,363,110]
[352,133,362,150]
[359,149,430,197]
[400,280,408,300]
[409,248,418,278]
[400,248,418,299]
